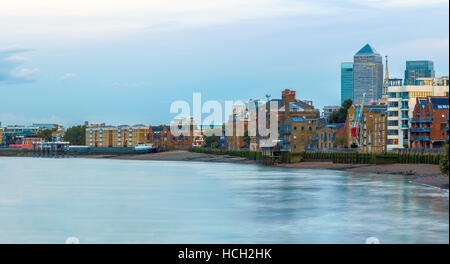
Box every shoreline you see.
[2,150,448,190]
[108,150,449,190]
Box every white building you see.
[386,77,449,151]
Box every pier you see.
[32,142,70,158]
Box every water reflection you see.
[0,157,448,244]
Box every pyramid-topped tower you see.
[352,44,383,104]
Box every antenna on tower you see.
[383,55,389,96]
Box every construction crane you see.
[358,93,366,147]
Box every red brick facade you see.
[410,96,449,149]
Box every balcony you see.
[401,114,409,119]
[410,117,432,123]
[401,124,409,129]
[281,125,291,135]
[418,136,430,141]
[410,127,430,133]
[401,105,408,110]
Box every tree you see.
[439,143,449,175]
[64,125,86,145]
[327,99,353,124]
[38,129,53,142]
[334,135,347,147]
[243,131,250,146]
[203,134,220,148]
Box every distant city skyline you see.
[0,0,448,127]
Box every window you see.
[388,130,398,135]
[388,111,398,117]
[388,120,398,126]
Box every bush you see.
[439,144,449,175]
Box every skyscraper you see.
[340,62,353,104]
[404,60,435,85]
[352,44,383,105]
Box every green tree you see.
[203,134,220,148]
[243,131,250,146]
[38,129,53,142]
[439,143,449,175]
[334,135,347,146]
[64,125,86,145]
[327,99,353,124]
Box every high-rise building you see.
[352,44,383,105]
[340,62,353,104]
[404,60,435,85]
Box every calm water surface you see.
[0,157,448,243]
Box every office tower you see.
[404,60,435,85]
[341,62,353,104]
[352,44,383,105]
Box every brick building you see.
[317,123,346,149]
[86,124,193,150]
[346,104,388,151]
[359,107,388,153]
[410,96,449,149]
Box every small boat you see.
[134,143,156,153]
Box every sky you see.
[0,0,449,127]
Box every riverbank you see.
[277,162,448,189]
[108,150,256,164]
[111,150,449,189]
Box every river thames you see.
[0,157,448,243]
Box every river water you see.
[0,157,448,244]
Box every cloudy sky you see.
[0,0,448,126]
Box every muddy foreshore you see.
[104,150,449,190]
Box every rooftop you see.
[429,97,449,109]
[355,44,380,56]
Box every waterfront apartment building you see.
[404,60,435,85]
[317,123,346,149]
[352,44,383,105]
[410,96,449,149]
[230,89,321,153]
[346,104,388,151]
[359,107,388,153]
[274,89,321,153]
[341,62,353,104]
[386,77,449,151]
[86,124,193,149]
[0,125,42,147]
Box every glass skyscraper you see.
[352,44,383,105]
[341,62,353,105]
[404,60,435,85]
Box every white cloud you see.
[0,47,38,84]
[15,68,39,80]
[0,0,341,40]
[111,82,145,89]
[59,73,76,81]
